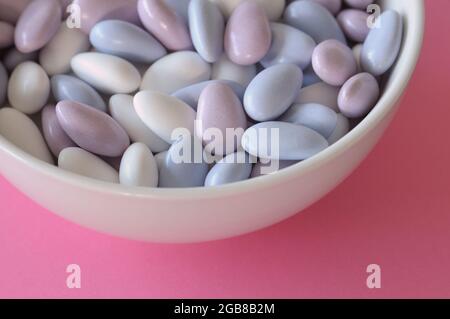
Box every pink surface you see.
[0,1,449,298]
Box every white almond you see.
[71,52,141,94]
[134,91,196,144]
[40,22,90,76]
[109,94,169,153]
[0,107,53,164]
[8,62,50,114]
[119,143,158,187]
[140,51,211,94]
[58,147,119,183]
[211,54,256,88]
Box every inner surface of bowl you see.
[0,0,425,242]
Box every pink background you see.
[1,1,449,299]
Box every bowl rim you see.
[0,0,425,201]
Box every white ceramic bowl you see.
[0,0,425,243]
